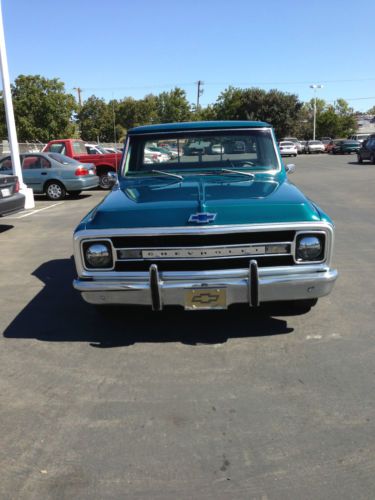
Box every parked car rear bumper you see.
[0,192,25,216]
[63,176,99,191]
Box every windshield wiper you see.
[221,168,255,179]
[152,169,184,180]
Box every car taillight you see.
[14,179,20,192]
[75,166,89,176]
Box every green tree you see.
[316,105,338,138]
[213,87,302,138]
[116,97,142,130]
[334,99,356,137]
[156,87,192,123]
[77,95,117,142]
[137,94,159,125]
[193,104,217,121]
[314,98,356,138]
[10,75,76,141]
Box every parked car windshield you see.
[125,129,279,175]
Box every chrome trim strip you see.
[116,242,291,261]
[76,221,334,237]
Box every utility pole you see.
[309,84,323,140]
[73,87,83,107]
[0,0,34,208]
[196,80,204,111]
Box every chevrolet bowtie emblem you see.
[188,212,217,224]
[192,292,220,304]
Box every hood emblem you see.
[188,212,217,224]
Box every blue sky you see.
[2,0,375,111]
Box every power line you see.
[68,77,375,93]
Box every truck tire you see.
[98,169,114,190]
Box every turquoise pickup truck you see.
[73,121,337,312]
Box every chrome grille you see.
[109,230,297,271]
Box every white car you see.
[144,148,170,163]
[307,140,325,154]
[85,144,108,155]
[102,147,122,154]
[279,141,297,157]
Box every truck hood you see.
[84,174,322,229]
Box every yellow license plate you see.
[185,288,227,310]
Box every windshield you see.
[124,129,279,175]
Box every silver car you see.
[0,152,99,200]
[282,137,303,154]
[307,140,325,154]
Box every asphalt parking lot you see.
[1,153,374,499]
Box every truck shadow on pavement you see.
[0,224,14,233]
[3,258,296,347]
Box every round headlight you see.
[297,236,322,261]
[85,243,112,268]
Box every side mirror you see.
[107,171,118,188]
[285,164,296,174]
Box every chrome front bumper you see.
[73,262,338,310]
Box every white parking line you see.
[9,201,64,219]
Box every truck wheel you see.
[45,181,66,200]
[99,172,112,190]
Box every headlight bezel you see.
[81,239,114,270]
[294,231,326,264]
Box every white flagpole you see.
[0,0,34,208]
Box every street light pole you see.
[0,1,34,208]
[309,84,323,141]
